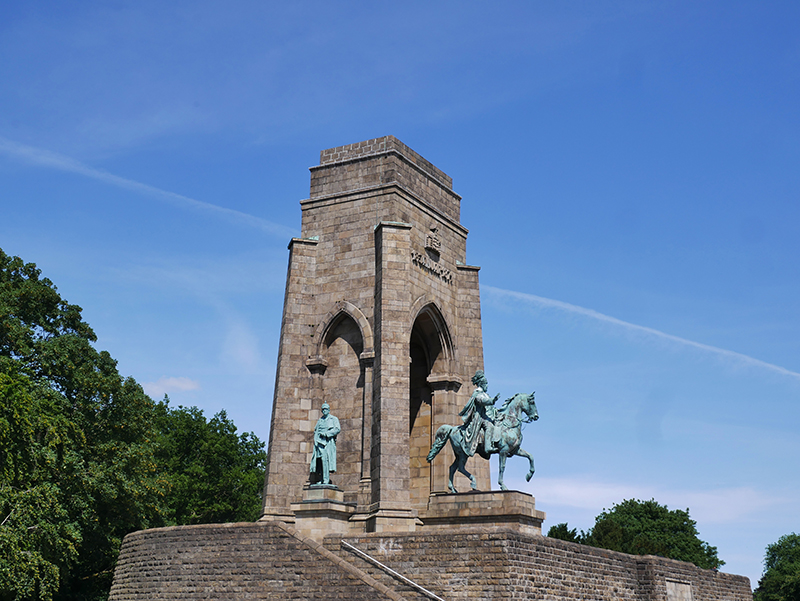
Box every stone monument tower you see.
[260,136,490,532]
[111,138,752,600]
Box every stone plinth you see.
[420,490,546,536]
[352,507,421,534]
[291,484,356,539]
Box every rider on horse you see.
[428,383,538,493]
[459,370,501,457]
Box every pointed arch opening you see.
[408,302,454,510]
[320,312,363,502]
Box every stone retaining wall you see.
[110,521,752,600]
[109,522,397,600]
[335,529,752,600]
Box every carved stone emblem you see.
[425,226,441,255]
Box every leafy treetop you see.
[547,498,723,570]
[754,532,800,601]
[1,249,266,601]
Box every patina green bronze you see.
[427,370,538,492]
[459,370,501,457]
[309,402,340,485]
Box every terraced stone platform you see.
[109,520,752,600]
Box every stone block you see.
[421,490,546,537]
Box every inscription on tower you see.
[411,250,453,283]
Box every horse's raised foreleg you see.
[516,447,535,482]
[498,453,508,491]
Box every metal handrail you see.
[340,540,445,601]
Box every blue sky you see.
[1,1,798,585]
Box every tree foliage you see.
[546,498,723,570]
[154,402,267,525]
[1,249,166,601]
[0,249,266,601]
[547,522,581,543]
[0,371,81,601]
[754,533,800,601]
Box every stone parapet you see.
[334,528,753,601]
[310,139,461,223]
[109,522,396,601]
[319,135,452,189]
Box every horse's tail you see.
[427,424,454,462]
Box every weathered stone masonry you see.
[108,522,404,601]
[261,136,490,532]
[336,529,752,601]
[109,137,753,600]
[109,522,752,601]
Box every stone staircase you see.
[110,521,409,600]
[324,537,441,601]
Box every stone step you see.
[325,537,440,601]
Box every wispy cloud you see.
[142,376,201,398]
[511,475,782,525]
[483,285,800,381]
[0,136,298,239]
[112,252,287,299]
[221,319,264,375]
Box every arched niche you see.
[306,303,373,505]
[309,300,374,362]
[408,300,456,509]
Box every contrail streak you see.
[483,284,800,381]
[0,136,298,239]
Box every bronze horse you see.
[426,392,538,492]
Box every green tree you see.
[754,533,800,601]
[0,249,165,601]
[583,499,723,569]
[0,248,268,600]
[547,522,583,543]
[155,401,267,525]
[0,369,82,601]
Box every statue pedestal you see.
[349,506,421,534]
[420,490,546,536]
[290,484,355,540]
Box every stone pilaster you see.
[366,220,418,531]
[261,237,319,522]
[427,375,463,493]
[357,350,374,511]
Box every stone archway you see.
[305,301,375,506]
[408,303,454,510]
[318,312,364,504]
